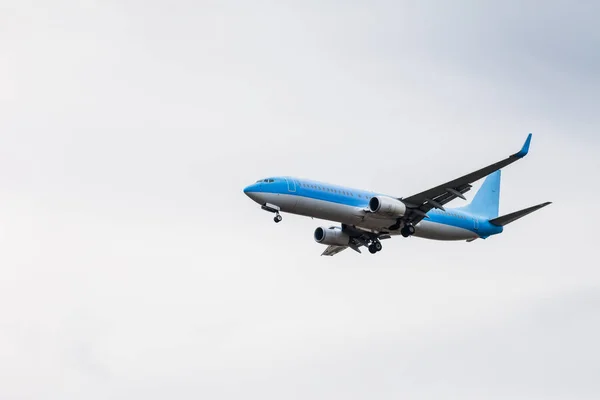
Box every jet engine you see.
[368,196,407,217]
[314,226,350,246]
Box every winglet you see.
[513,133,532,158]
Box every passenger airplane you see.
[243,134,550,256]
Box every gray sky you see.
[1,1,599,399]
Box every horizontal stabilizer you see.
[488,202,551,227]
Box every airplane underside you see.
[255,192,478,242]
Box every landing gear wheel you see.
[274,214,282,223]
[374,241,382,251]
[368,244,377,254]
[401,224,415,237]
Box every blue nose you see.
[243,183,262,195]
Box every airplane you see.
[243,134,551,256]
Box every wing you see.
[321,245,349,256]
[401,134,533,224]
[320,226,392,256]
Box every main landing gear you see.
[368,240,383,254]
[400,224,416,238]
[390,219,416,238]
[274,213,282,223]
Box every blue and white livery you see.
[244,134,551,255]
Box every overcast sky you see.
[1,1,599,399]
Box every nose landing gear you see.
[261,203,282,223]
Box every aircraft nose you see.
[243,182,262,201]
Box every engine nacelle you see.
[368,196,407,217]
[314,226,350,246]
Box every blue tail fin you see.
[462,170,501,218]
